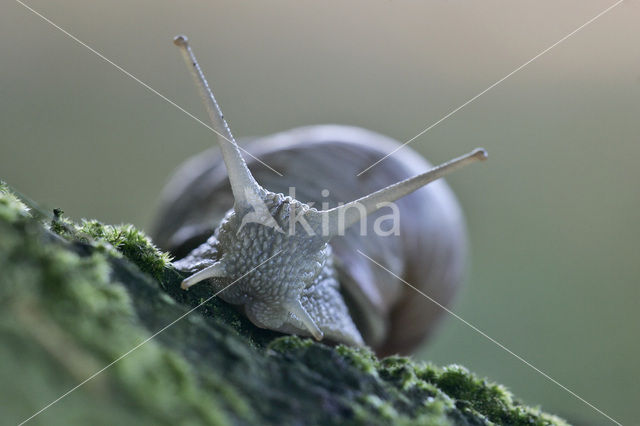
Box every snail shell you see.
[153,125,468,356]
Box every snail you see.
[152,35,487,356]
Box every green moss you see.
[361,395,399,421]
[267,335,314,353]
[49,215,172,282]
[434,365,566,426]
[0,199,232,425]
[335,345,379,376]
[0,186,569,425]
[0,180,31,222]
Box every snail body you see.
[153,36,486,356]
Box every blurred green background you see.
[1,1,638,424]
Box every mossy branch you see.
[0,182,568,425]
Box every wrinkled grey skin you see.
[174,191,364,346]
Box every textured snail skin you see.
[173,191,364,347]
[153,125,468,356]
